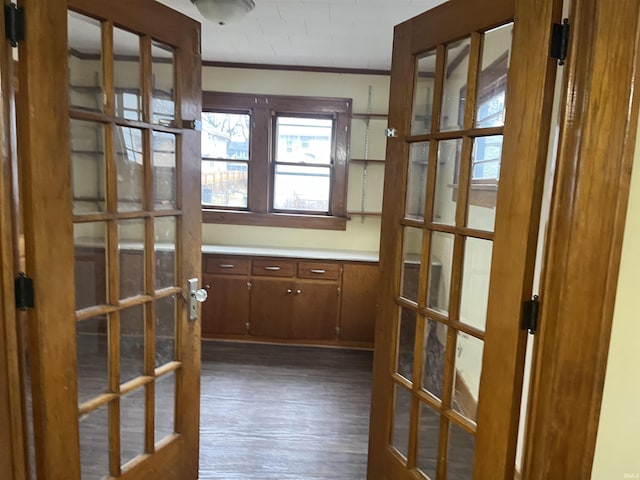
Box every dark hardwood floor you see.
[199,340,374,480]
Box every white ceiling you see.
[157,0,447,70]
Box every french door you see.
[18,0,203,478]
[368,0,561,479]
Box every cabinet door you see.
[249,278,292,338]
[340,263,380,344]
[201,274,249,336]
[291,281,339,340]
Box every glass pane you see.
[428,232,454,313]
[447,422,475,479]
[405,142,429,220]
[273,165,330,212]
[155,373,176,444]
[151,41,175,125]
[433,139,462,226]
[155,295,176,367]
[417,401,440,479]
[201,160,248,208]
[475,23,513,129]
[79,404,109,480]
[422,319,446,400]
[153,132,177,210]
[453,332,484,424]
[396,308,417,381]
[68,12,103,113]
[74,222,107,310]
[119,219,145,299]
[467,136,502,231]
[202,112,250,160]
[77,316,109,404]
[114,28,142,121]
[275,117,332,165]
[121,387,146,466]
[412,50,437,135]
[70,120,106,215]
[391,384,412,461]
[115,126,144,212]
[459,237,493,331]
[120,305,145,384]
[440,38,471,132]
[155,217,176,290]
[401,227,423,302]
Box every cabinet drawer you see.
[297,262,340,280]
[252,259,295,277]
[204,257,250,275]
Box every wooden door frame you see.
[524,0,640,478]
[0,9,27,479]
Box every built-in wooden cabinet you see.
[201,253,379,348]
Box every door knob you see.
[188,278,207,321]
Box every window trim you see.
[201,92,352,230]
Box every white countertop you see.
[201,244,379,263]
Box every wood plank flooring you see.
[198,340,374,480]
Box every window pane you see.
[440,38,471,132]
[201,160,248,208]
[202,112,250,160]
[151,41,175,126]
[273,165,330,212]
[68,12,103,113]
[275,117,333,165]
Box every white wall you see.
[201,66,389,252]
[590,120,640,479]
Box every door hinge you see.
[550,18,570,66]
[4,4,24,48]
[15,272,34,311]
[522,295,540,334]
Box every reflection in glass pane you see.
[68,12,103,113]
[447,422,475,479]
[453,332,484,424]
[153,132,177,210]
[121,387,146,466]
[79,404,109,480]
[433,139,462,226]
[70,120,106,215]
[74,222,107,310]
[119,219,145,299]
[155,373,176,444]
[202,112,250,160]
[155,295,176,367]
[412,50,437,135]
[475,23,513,129]
[275,117,332,165]
[401,227,422,301]
[391,384,412,461]
[273,165,330,212]
[114,28,142,121]
[151,42,175,125]
[396,308,417,381]
[459,237,493,331]
[440,38,471,132]
[428,231,454,313]
[115,126,144,212]
[405,142,429,220]
[77,316,109,404]
[417,402,440,479]
[467,136,502,231]
[120,305,145,384]
[201,160,248,208]
[422,319,446,400]
[155,217,176,290]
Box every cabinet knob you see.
[286,288,293,294]
[296,289,302,295]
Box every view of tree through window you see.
[201,112,250,208]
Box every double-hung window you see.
[201,92,351,230]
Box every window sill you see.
[202,209,348,231]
